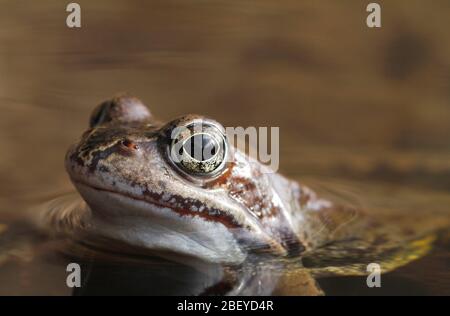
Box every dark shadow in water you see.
[72,259,224,296]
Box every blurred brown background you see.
[0,0,450,201]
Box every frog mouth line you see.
[71,179,242,229]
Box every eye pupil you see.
[169,122,227,177]
[183,134,218,161]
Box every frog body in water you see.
[28,95,447,295]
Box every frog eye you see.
[90,95,151,127]
[90,101,111,127]
[169,121,227,177]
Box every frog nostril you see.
[121,139,139,150]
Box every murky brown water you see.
[0,1,449,295]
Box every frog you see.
[28,94,449,295]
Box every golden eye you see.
[169,122,227,176]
